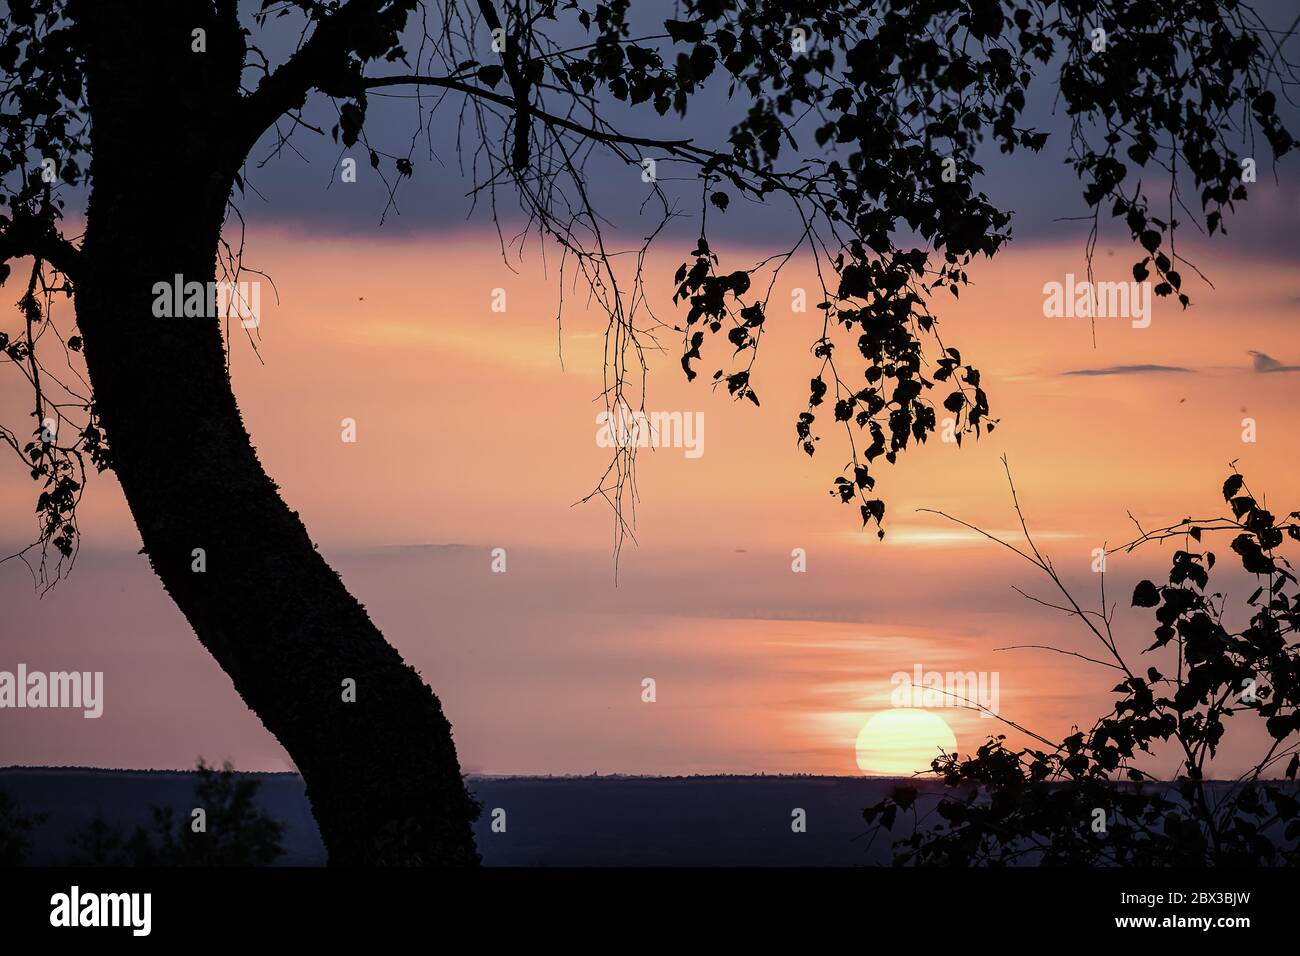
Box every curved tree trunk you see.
[68,0,479,865]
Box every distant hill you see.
[0,767,932,866]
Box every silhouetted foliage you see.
[0,788,44,865]
[1,0,1294,569]
[67,760,285,866]
[865,466,1300,866]
[0,0,1294,863]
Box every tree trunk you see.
[68,0,479,865]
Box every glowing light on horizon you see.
[855,709,957,776]
[842,527,1082,547]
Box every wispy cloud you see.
[842,526,1081,547]
[1248,350,1300,373]
[1063,364,1193,376]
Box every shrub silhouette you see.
[866,465,1300,866]
[0,789,44,866]
[68,760,285,867]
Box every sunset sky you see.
[2,2,1299,780]
[3,219,1297,778]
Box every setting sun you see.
[855,710,958,776]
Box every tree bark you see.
[68,0,480,865]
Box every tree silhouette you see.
[0,1,1293,863]
[0,788,44,865]
[68,759,286,866]
[864,464,1300,866]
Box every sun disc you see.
[855,709,957,776]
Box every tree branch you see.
[361,74,694,152]
[236,0,401,157]
[0,216,82,281]
[474,0,532,172]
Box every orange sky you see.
[1,228,1298,777]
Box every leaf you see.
[860,499,885,527]
[1267,713,1295,741]
[663,19,705,44]
[477,64,505,88]
[1132,580,1161,607]
[339,102,365,148]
